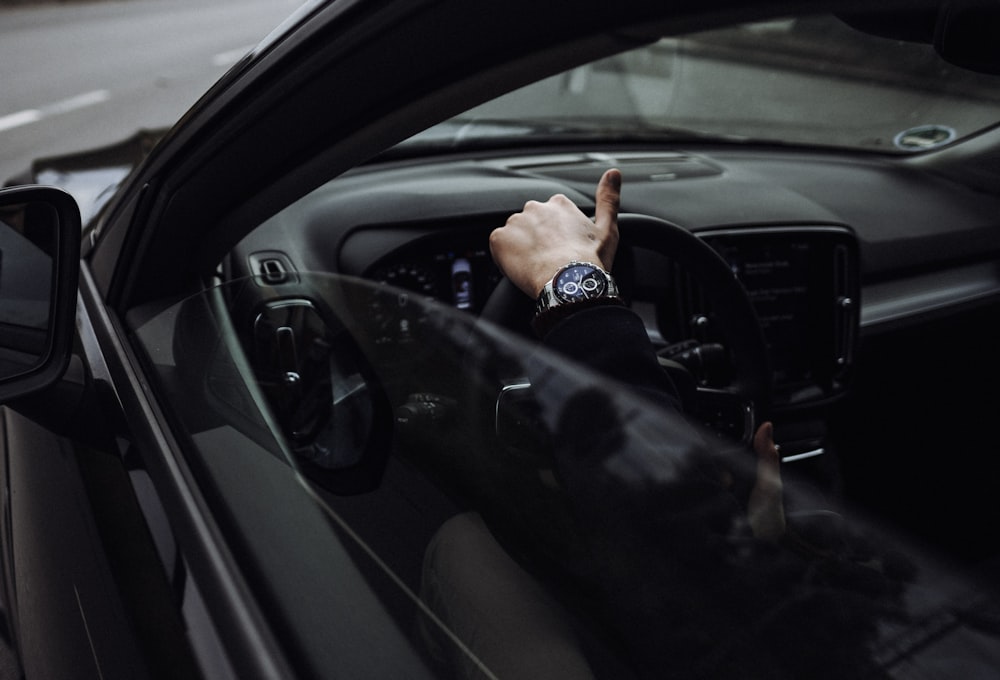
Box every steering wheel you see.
[480,213,772,445]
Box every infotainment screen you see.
[695,226,858,406]
[709,238,815,390]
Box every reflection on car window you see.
[131,273,999,679]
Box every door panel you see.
[2,406,149,680]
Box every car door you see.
[7,1,1000,679]
[1,2,659,679]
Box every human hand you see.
[747,421,785,541]
[489,168,622,298]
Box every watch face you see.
[554,264,608,303]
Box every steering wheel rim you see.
[480,212,772,441]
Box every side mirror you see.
[0,186,80,403]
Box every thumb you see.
[594,168,621,268]
[748,421,785,541]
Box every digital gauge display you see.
[373,263,437,297]
[367,240,503,351]
[371,244,502,314]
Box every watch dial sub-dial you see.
[555,264,608,302]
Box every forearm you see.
[541,305,682,413]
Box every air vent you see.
[260,258,287,284]
[248,251,297,286]
[620,155,722,182]
[527,154,723,184]
[832,244,856,379]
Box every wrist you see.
[532,296,625,337]
[532,261,623,337]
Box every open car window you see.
[131,273,999,679]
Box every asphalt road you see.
[0,0,301,183]
[0,1,302,675]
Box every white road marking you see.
[1,45,254,134]
[45,89,110,115]
[0,109,42,132]
[0,89,110,132]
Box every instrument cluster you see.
[366,237,504,314]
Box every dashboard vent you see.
[523,154,723,184]
[248,250,298,286]
[832,243,857,380]
[619,155,723,182]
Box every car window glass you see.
[130,272,994,679]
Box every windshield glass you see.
[401,15,1000,154]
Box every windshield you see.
[400,15,1000,154]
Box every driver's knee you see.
[419,511,595,680]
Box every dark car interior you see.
[218,6,1000,566]
[12,1,1000,679]
[99,3,1000,677]
[225,136,1000,562]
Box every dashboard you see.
[229,146,1000,426]
[222,144,1000,562]
[330,220,860,411]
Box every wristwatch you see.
[533,261,623,335]
[536,261,620,313]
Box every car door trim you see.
[78,264,295,680]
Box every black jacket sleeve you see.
[540,304,683,413]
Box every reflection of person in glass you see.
[451,257,473,310]
[420,169,917,680]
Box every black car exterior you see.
[2,1,1000,679]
